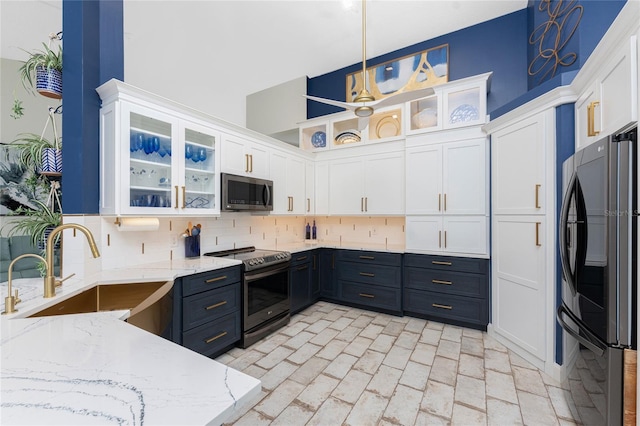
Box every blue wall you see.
[308,9,530,119]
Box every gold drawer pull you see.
[432,303,453,310]
[359,255,375,260]
[535,184,541,209]
[359,293,375,298]
[297,265,308,271]
[205,275,227,283]
[536,222,542,246]
[205,331,228,344]
[296,256,308,261]
[432,279,452,285]
[205,300,227,310]
[432,261,452,266]
[359,272,375,277]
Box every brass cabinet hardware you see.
[182,186,186,209]
[439,230,442,248]
[444,193,447,211]
[245,154,249,172]
[359,255,375,260]
[249,154,253,172]
[361,197,364,212]
[535,184,541,209]
[307,198,310,212]
[205,300,227,310]
[359,293,375,298]
[536,222,542,246]
[444,230,447,248]
[438,193,441,211]
[174,185,179,209]
[296,256,308,261]
[205,331,227,344]
[587,101,601,137]
[205,275,227,283]
[432,303,453,310]
[359,272,375,277]
[297,265,309,271]
[364,197,368,212]
[432,279,452,285]
[432,261,452,266]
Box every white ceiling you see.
[1,0,527,125]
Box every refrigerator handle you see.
[559,171,578,294]
[557,303,607,357]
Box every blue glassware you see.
[198,148,207,162]
[150,136,160,153]
[135,133,145,152]
[185,144,193,159]
[130,133,137,152]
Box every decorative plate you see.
[375,116,401,138]
[335,130,361,145]
[311,131,326,148]
[449,103,479,124]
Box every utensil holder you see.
[185,235,200,258]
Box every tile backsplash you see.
[59,214,405,279]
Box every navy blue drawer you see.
[404,267,488,298]
[183,283,240,331]
[182,312,240,357]
[182,266,241,297]
[403,288,488,326]
[291,250,317,267]
[337,262,401,288]
[336,250,401,267]
[404,254,488,275]
[340,281,401,311]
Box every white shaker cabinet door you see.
[329,158,364,215]
[442,138,487,215]
[363,151,405,215]
[305,160,315,215]
[405,216,443,253]
[492,215,547,361]
[491,111,550,215]
[405,144,442,215]
[442,216,488,255]
[315,161,329,215]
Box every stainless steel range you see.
[204,247,291,348]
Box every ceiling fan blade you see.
[357,116,370,131]
[304,95,356,110]
[372,87,436,109]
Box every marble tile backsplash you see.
[58,214,406,279]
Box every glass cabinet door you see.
[126,109,176,212]
[180,123,218,212]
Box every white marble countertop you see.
[1,256,260,426]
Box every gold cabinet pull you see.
[364,197,368,212]
[245,154,249,172]
[536,222,542,246]
[444,230,447,248]
[307,198,310,212]
[359,272,375,277]
[587,101,601,137]
[432,279,452,285]
[438,193,441,211]
[439,230,442,248]
[297,265,309,271]
[296,255,308,261]
[174,185,179,209]
[205,331,227,344]
[432,261,452,266]
[205,275,227,283]
[205,300,227,310]
[359,255,375,260]
[182,186,186,209]
[359,293,375,298]
[361,197,364,212]
[444,193,447,211]
[249,154,253,172]
[432,303,452,310]
[535,184,541,209]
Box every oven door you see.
[244,262,290,332]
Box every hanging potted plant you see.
[19,37,63,99]
[11,107,62,176]
[2,199,62,251]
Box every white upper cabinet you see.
[220,134,269,179]
[305,160,315,215]
[97,80,221,216]
[575,35,637,150]
[269,150,306,215]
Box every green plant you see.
[10,133,60,170]
[18,42,63,93]
[11,98,24,119]
[3,199,62,249]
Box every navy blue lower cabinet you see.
[334,249,403,315]
[403,254,489,330]
[289,250,319,314]
[319,249,337,299]
[172,265,242,357]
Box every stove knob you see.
[259,258,264,263]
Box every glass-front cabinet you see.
[98,79,221,216]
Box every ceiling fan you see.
[304,0,436,128]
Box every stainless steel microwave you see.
[221,173,273,212]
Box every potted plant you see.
[11,133,62,176]
[19,41,63,99]
[3,199,62,250]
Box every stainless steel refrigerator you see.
[557,127,637,425]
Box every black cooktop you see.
[203,246,291,270]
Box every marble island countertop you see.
[1,256,260,426]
